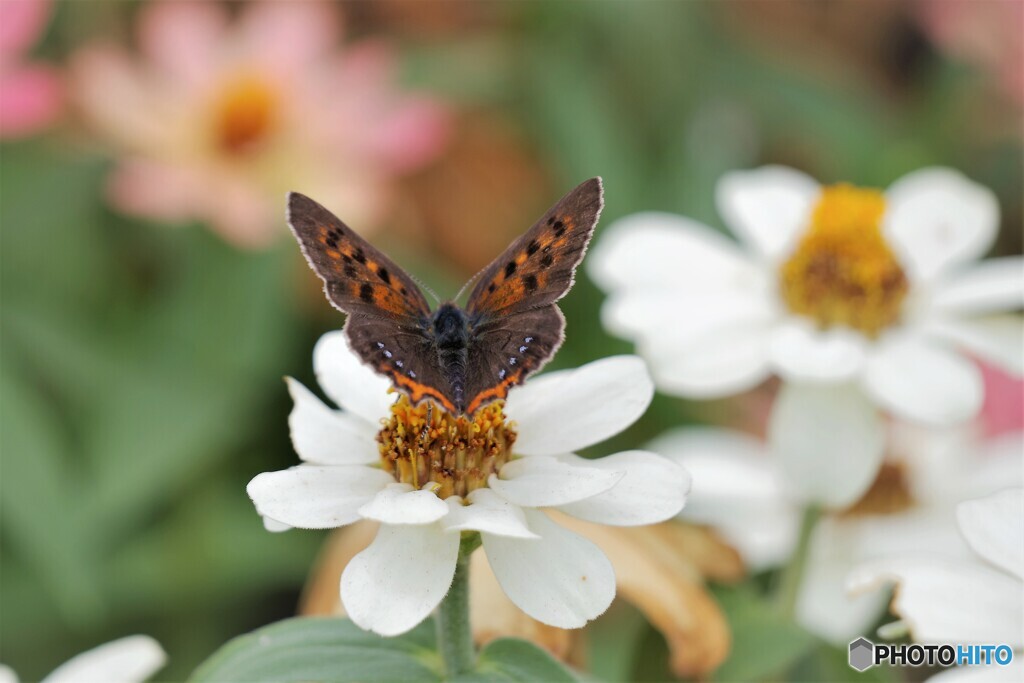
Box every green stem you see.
[776,504,821,620]
[436,534,480,678]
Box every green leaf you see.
[453,638,580,683]
[712,585,817,682]
[790,643,900,683]
[189,617,442,682]
[0,360,105,624]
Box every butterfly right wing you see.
[466,178,603,318]
[287,192,431,321]
[462,305,566,415]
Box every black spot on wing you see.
[504,261,517,278]
[359,283,374,302]
[540,253,554,269]
[527,240,540,256]
[377,267,391,284]
[523,274,538,293]
[353,248,366,264]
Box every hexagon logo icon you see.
[849,637,875,672]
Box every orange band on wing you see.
[465,370,523,416]
[391,372,457,414]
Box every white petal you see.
[247,466,392,529]
[795,520,890,644]
[0,665,16,683]
[650,428,799,570]
[640,322,773,398]
[716,165,820,261]
[957,489,1024,582]
[554,451,691,526]
[442,490,537,539]
[357,483,449,526]
[489,455,623,508]
[863,336,983,424]
[506,356,653,456]
[262,516,292,533]
[286,378,379,465]
[769,383,884,508]
[341,522,459,636]
[931,257,1024,315]
[770,320,868,382]
[848,559,1023,646]
[924,315,1024,376]
[884,168,999,282]
[927,659,1024,683]
[313,331,395,424]
[43,636,166,683]
[601,288,775,345]
[587,212,755,292]
[482,509,615,628]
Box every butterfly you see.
[288,178,604,416]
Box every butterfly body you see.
[430,302,471,410]
[288,178,603,415]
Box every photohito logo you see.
[849,638,1014,672]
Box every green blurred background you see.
[1,1,1020,680]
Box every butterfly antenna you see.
[454,265,488,305]
[411,274,441,305]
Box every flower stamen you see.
[377,395,516,499]
[211,74,278,155]
[779,184,909,337]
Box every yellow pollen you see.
[779,184,909,337]
[211,75,278,155]
[376,395,517,500]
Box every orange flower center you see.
[211,75,278,155]
[840,462,916,517]
[376,395,517,500]
[779,184,909,337]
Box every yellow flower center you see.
[211,75,279,155]
[779,184,909,337]
[376,395,517,500]
[839,462,915,517]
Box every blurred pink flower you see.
[916,0,1023,105]
[71,1,448,248]
[979,360,1024,437]
[0,0,62,137]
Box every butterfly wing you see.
[288,192,431,321]
[288,193,454,409]
[463,306,565,415]
[344,314,458,413]
[465,177,603,318]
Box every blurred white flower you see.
[248,332,690,636]
[590,166,1023,506]
[651,424,1023,644]
[0,636,165,683]
[850,487,1024,682]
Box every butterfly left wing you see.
[465,177,603,318]
[462,305,565,415]
[344,314,459,413]
[287,192,431,321]
[288,193,457,409]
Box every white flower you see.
[849,487,1024,682]
[248,332,690,636]
[0,636,166,683]
[589,166,1023,506]
[650,424,1023,644]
